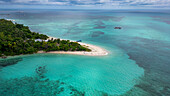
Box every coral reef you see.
[0,66,85,96]
[0,57,23,67]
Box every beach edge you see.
[38,37,109,56]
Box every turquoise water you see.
[0,54,143,95]
[0,9,170,95]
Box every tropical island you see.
[0,19,108,58]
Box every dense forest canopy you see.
[0,19,91,57]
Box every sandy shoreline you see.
[38,37,108,56]
[0,37,108,59]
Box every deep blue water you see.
[0,9,170,96]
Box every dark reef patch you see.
[94,25,106,29]
[0,65,85,96]
[0,65,111,96]
[89,34,170,96]
[163,20,170,24]
[111,16,125,22]
[0,57,23,67]
[94,20,106,29]
[95,21,105,25]
[150,16,170,25]
[0,76,86,96]
[115,36,170,96]
[62,21,84,36]
[91,31,104,37]
[88,16,124,22]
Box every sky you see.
[0,0,170,9]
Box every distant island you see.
[0,14,10,15]
[0,19,91,57]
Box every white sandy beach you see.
[38,37,108,56]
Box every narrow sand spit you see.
[38,37,108,56]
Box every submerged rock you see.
[114,27,122,29]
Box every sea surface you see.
[0,9,170,96]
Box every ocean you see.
[0,9,170,96]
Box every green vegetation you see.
[0,19,91,57]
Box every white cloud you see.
[0,0,170,8]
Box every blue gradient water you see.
[0,9,170,95]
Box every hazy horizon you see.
[0,0,170,9]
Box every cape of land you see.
[0,19,108,57]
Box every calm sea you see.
[0,9,170,96]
